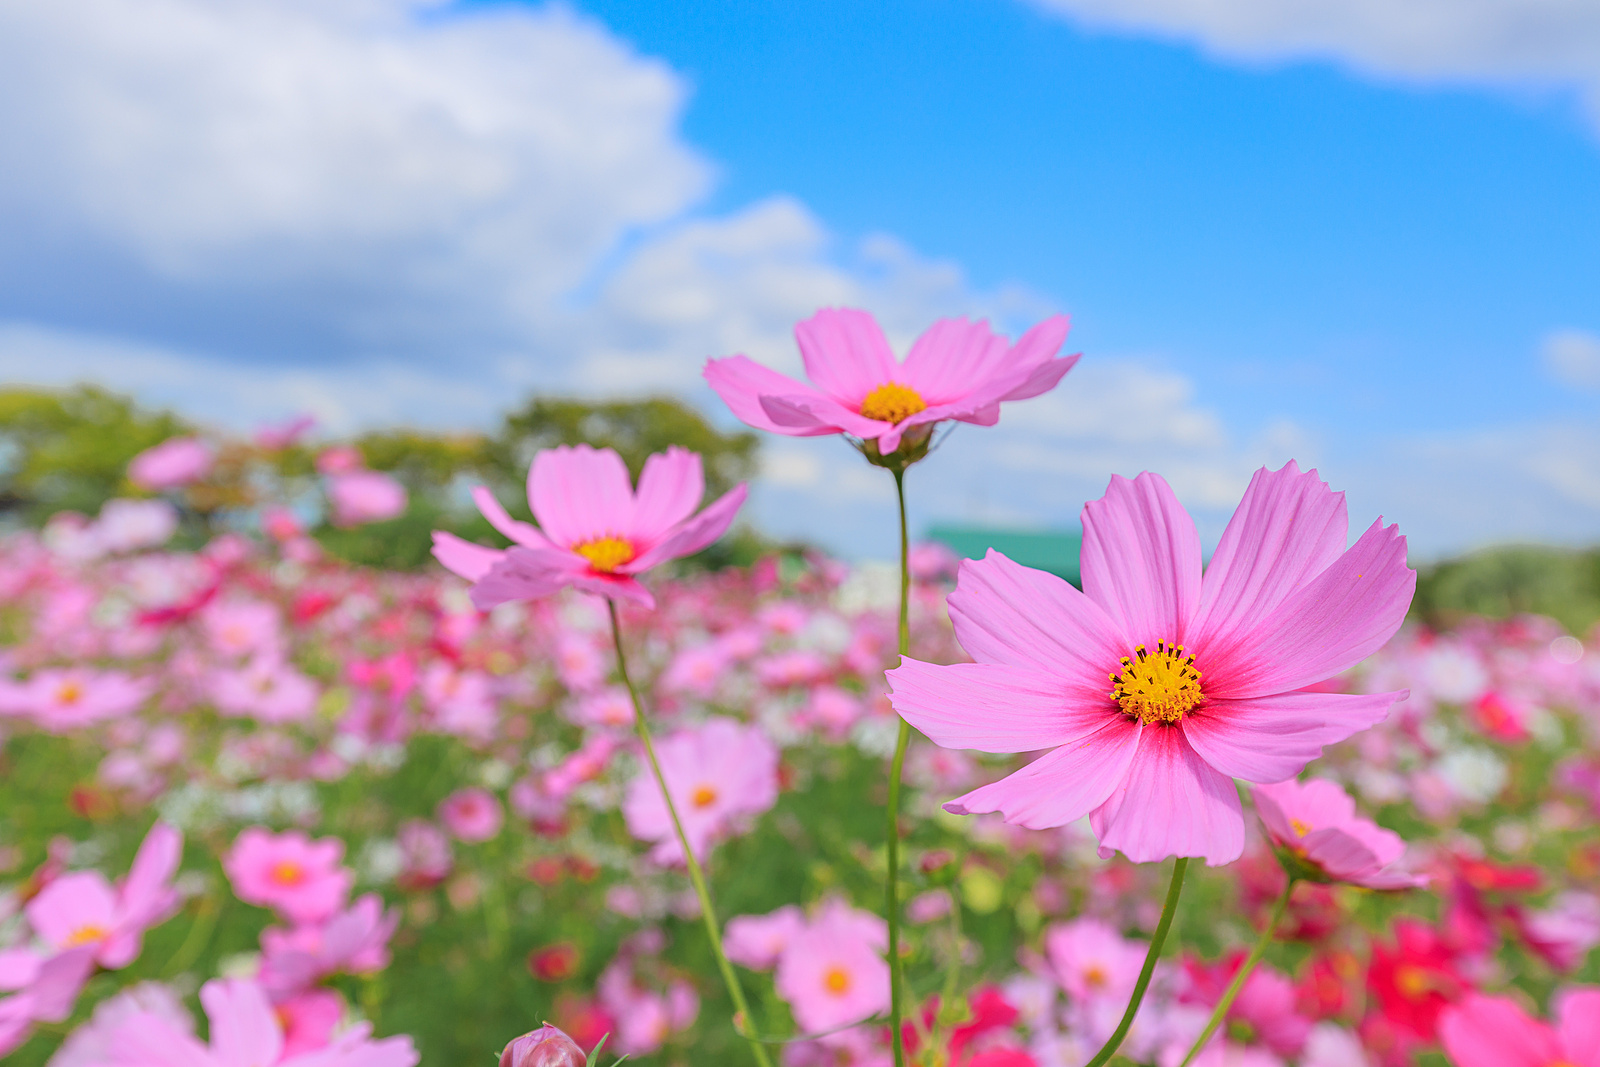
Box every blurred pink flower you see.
[209,656,319,723]
[274,989,344,1059]
[6,669,151,732]
[258,894,399,997]
[315,446,363,474]
[24,822,181,970]
[724,904,805,970]
[621,717,778,864]
[327,470,407,527]
[704,308,1076,455]
[437,788,504,843]
[889,462,1415,866]
[96,499,178,553]
[128,437,211,491]
[774,900,890,1034]
[1252,778,1427,890]
[1438,988,1600,1067]
[201,599,283,660]
[395,820,453,891]
[1045,918,1145,1003]
[499,1023,586,1067]
[255,415,315,451]
[433,445,746,611]
[225,829,352,924]
[0,947,108,1057]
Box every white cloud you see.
[1544,327,1600,389]
[1029,0,1600,121]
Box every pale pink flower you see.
[0,946,96,1056]
[806,685,865,739]
[210,657,318,723]
[419,664,497,741]
[13,669,151,732]
[724,905,805,970]
[621,718,779,864]
[258,894,399,997]
[543,735,618,800]
[553,633,607,693]
[24,822,182,969]
[1045,918,1146,1003]
[255,415,316,451]
[1298,1023,1370,1067]
[128,437,211,491]
[755,650,827,688]
[201,599,282,660]
[327,470,407,527]
[889,462,1415,865]
[660,643,730,698]
[571,686,634,729]
[1518,891,1600,972]
[432,445,746,611]
[774,900,890,1034]
[437,788,504,843]
[225,829,352,924]
[1252,778,1427,890]
[315,446,363,474]
[704,308,1076,456]
[45,980,191,1067]
[395,820,452,890]
[95,499,178,553]
[1438,988,1600,1067]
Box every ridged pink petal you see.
[999,315,1074,392]
[703,356,840,437]
[887,660,1116,753]
[632,447,705,542]
[1189,463,1348,668]
[468,545,585,611]
[528,445,635,548]
[470,486,553,550]
[947,550,1126,683]
[944,717,1141,829]
[1438,995,1561,1067]
[1080,472,1202,650]
[202,979,283,1067]
[898,317,1012,403]
[1556,988,1600,1067]
[1249,784,1298,844]
[1204,518,1416,699]
[564,572,656,610]
[430,532,503,583]
[1182,690,1404,783]
[626,484,747,572]
[759,392,887,439]
[1300,828,1382,879]
[1090,726,1245,866]
[996,352,1080,402]
[794,308,899,404]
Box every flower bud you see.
[498,1024,586,1067]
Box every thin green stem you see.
[161,891,221,977]
[607,601,773,1067]
[1177,878,1295,1067]
[885,468,912,1067]
[1083,857,1190,1067]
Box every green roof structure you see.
[924,524,1082,585]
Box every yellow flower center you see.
[56,682,83,705]
[823,965,852,995]
[690,784,718,809]
[858,382,927,425]
[63,923,109,947]
[1110,642,1203,725]
[1393,964,1433,999]
[572,536,635,574]
[1083,964,1108,990]
[1290,818,1313,837]
[270,860,306,886]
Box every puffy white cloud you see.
[1544,327,1600,389]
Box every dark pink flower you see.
[224,829,352,924]
[888,462,1415,865]
[437,788,504,843]
[499,1023,586,1067]
[1438,988,1600,1067]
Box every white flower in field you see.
[1421,642,1488,705]
[1437,746,1507,804]
[834,562,898,615]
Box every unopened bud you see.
[498,1024,586,1067]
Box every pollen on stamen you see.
[858,382,927,425]
[1110,640,1204,725]
[572,536,636,574]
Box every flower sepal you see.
[853,423,934,473]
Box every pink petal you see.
[201,979,283,1067]
[118,822,182,923]
[944,717,1142,829]
[430,531,503,583]
[995,352,1080,403]
[27,946,95,1021]
[703,355,843,437]
[1300,827,1383,879]
[1079,472,1202,651]
[109,1011,214,1067]
[626,484,747,572]
[528,445,635,548]
[470,486,553,550]
[758,392,887,439]
[1188,463,1348,667]
[1090,726,1245,866]
[632,448,705,543]
[26,872,117,949]
[1556,988,1600,1067]
[946,550,1126,683]
[468,546,585,611]
[1182,690,1404,783]
[794,307,899,404]
[1438,994,1561,1067]
[998,315,1075,396]
[1249,784,1299,845]
[1205,518,1415,699]
[887,660,1117,753]
[564,571,657,610]
[898,317,1013,403]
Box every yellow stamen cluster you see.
[56,682,83,706]
[270,860,306,886]
[63,924,109,947]
[1110,641,1203,725]
[690,784,718,809]
[572,536,636,573]
[822,966,852,995]
[858,382,927,425]
[1290,818,1313,837]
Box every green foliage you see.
[1413,544,1600,635]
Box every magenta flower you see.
[1252,778,1428,890]
[431,445,746,611]
[773,900,890,1034]
[128,437,212,491]
[1438,988,1600,1067]
[327,469,408,527]
[888,462,1415,865]
[23,821,182,969]
[437,788,504,843]
[621,718,778,864]
[225,829,352,925]
[704,307,1077,456]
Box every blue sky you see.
[0,0,1597,557]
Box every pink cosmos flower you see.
[201,599,283,659]
[1252,778,1428,890]
[621,717,779,864]
[499,1024,586,1067]
[1438,988,1600,1067]
[209,657,319,723]
[23,821,182,969]
[10,669,151,732]
[327,470,408,527]
[43,980,191,1067]
[258,894,399,997]
[0,946,96,1057]
[128,437,212,491]
[274,989,345,1059]
[704,308,1077,456]
[437,788,505,843]
[724,904,806,970]
[1045,918,1146,1003]
[431,445,747,611]
[68,976,417,1067]
[225,829,352,924]
[888,462,1415,865]
[95,499,178,553]
[395,820,453,890]
[773,900,891,1034]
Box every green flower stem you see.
[1084,856,1190,1067]
[885,468,913,1067]
[1177,877,1296,1067]
[607,601,774,1067]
